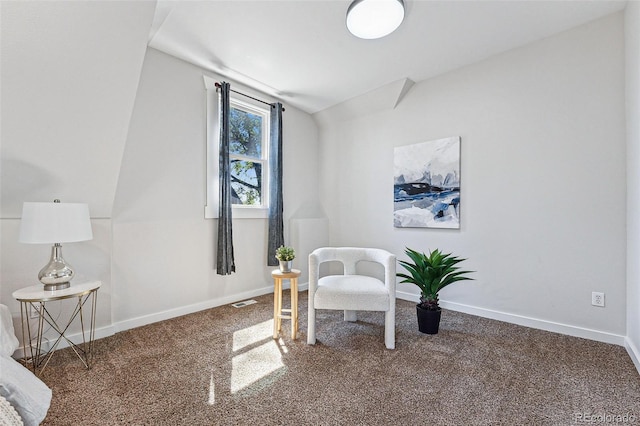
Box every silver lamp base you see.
[38,243,74,291]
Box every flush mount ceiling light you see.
[346,0,405,40]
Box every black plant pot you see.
[416,305,442,334]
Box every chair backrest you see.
[309,247,397,296]
[309,247,394,275]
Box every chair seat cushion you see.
[314,275,390,311]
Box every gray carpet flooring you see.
[38,292,640,425]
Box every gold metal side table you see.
[12,280,101,375]
[272,269,301,340]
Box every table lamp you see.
[19,200,93,291]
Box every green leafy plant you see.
[397,248,473,311]
[275,245,295,261]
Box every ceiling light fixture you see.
[346,0,405,40]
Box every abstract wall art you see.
[394,136,461,229]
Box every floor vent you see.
[231,299,257,308]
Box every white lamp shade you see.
[347,0,405,39]
[19,202,93,244]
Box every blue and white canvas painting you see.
[394,137,461,229]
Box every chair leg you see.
[307,307,316,345]
[344,310,357,322]
[384,310,395,349]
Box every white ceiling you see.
[148,0,627,114]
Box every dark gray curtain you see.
[217,82,235,275]
[267,102,284,266]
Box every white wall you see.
[111,48,320,329]
[315,13,627,343]
[0,0,320,342]
[1,1,635,365]
[0,1,155,339]
[626,2,640,371]
[0,1,154,218]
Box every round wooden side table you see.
[271,269,301,340]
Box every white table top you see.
[12,280,102,302]
[271,269,301,278]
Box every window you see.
[229,100,269,207]
[204,76,270,219]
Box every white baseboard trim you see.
[115,282,310,333]
[396,291,627,346]
[13,324,116,360]
[13,281,313,359]
[12,286,635,373]
[625,337,640,375]
[113,285,276,333]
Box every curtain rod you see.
[215,82,285,112]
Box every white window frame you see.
[204,75,270,219]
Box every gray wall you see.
[315,13,627,344]
[1,1,638,372]
[0,1,155,337]
[111,48,321,329]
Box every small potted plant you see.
[397,248,473,334]
[275,245,295,273]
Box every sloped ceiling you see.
[0,0,628,218]
[1,1,156,217]
[148,0,627,114]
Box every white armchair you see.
[307,247,397,349]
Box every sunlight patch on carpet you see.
[218,319,287,395]
[230,341,285,393]
[232,320,272,351]
[208,374,216,405]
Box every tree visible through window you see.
[229,101,268,206]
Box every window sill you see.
[205,205,269,219]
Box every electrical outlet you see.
[592,292,605,307]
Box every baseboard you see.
[13,324,116,360]
[13,286,629,363]
[396,291,627,346]
[113,285,278,333]
[625,337,640,375]
[114,281,310,332]
[12,281,313,359]
[118,284,624,347]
